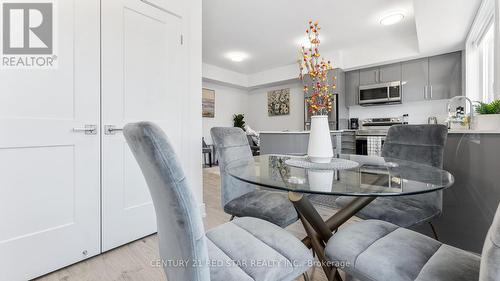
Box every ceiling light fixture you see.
[225,51,249,62]
[295,35,326,49]
[296,37,312,48]
[380,12,405,26]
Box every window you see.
[478,23,495,103]
[466,0,497,103]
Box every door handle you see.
[73,124,97,135]
[429,85,433,99]
[104,125,123,135]
[424,86,428,99]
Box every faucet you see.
[446,96,474,130]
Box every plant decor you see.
[298,20,336,116]
[475,99,500,114]
[233,113,246,130]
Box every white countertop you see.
[260,129,500,134]
[259,130,356,134]
[448,130,500,134]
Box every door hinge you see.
[180,34,183,45]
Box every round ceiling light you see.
[225,51,249,62]
[380,13,405,25]
[296,37,312,48]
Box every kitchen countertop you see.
[447,130,500,134]
[259,130,356,134]
[259,129,500,134]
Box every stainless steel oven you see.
[355,117,402,155]
[355,135,386,156]
[359,81,402,106]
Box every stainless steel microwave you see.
[359,81,402,106]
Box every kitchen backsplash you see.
[349,99,453,124]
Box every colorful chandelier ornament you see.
[298,20,336,116]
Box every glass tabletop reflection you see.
[226,154,454,197]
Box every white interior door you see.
[101,0,184,251]
[0,1,101,280]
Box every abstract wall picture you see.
[202,88,215,118]
[268,88,290,116]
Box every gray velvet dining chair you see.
[123,122,313,281]
[336,124,448,238]
[210,127,298,228]
[325,202,500,281]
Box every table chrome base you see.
[288,192,376,281]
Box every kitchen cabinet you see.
[359,63,401,85]
[343,51,461,107]
[435,133,500,253]
[402,58,429,102]
[428,52,462,100]
[345,70,359,107]
[401,51,462,102]
[379,63,402,83]
[260,131,352,155]
[359,67,379,85]
[340,131,356,154]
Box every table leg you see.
[300,196,376,248]
[297,211,341,281]
[289,192,333,242]
[289,193,376,281]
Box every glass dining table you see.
[226,154,454,280]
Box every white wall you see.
[201,80,307,135]
[246,81,305,131]
[349,99,450,124]
[202,63,249,87]
[184,0,203,207]
[202,81,249,144]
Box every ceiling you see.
[202,0,481,74]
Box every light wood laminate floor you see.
[36,168,359,281]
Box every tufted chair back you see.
[210,127,256,208]
[124,122,210,281]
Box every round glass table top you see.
[225,154,454,197]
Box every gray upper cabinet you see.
[359,67,378,85]
[359,63,401,85]
[402,58,429,102]
[379,63,401,83]
[428,51,462,100]
[342,51,461,106]
[401,51,462,102]
[345,70,359,107]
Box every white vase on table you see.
[307,170,334,192]
[307,115,333,163]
